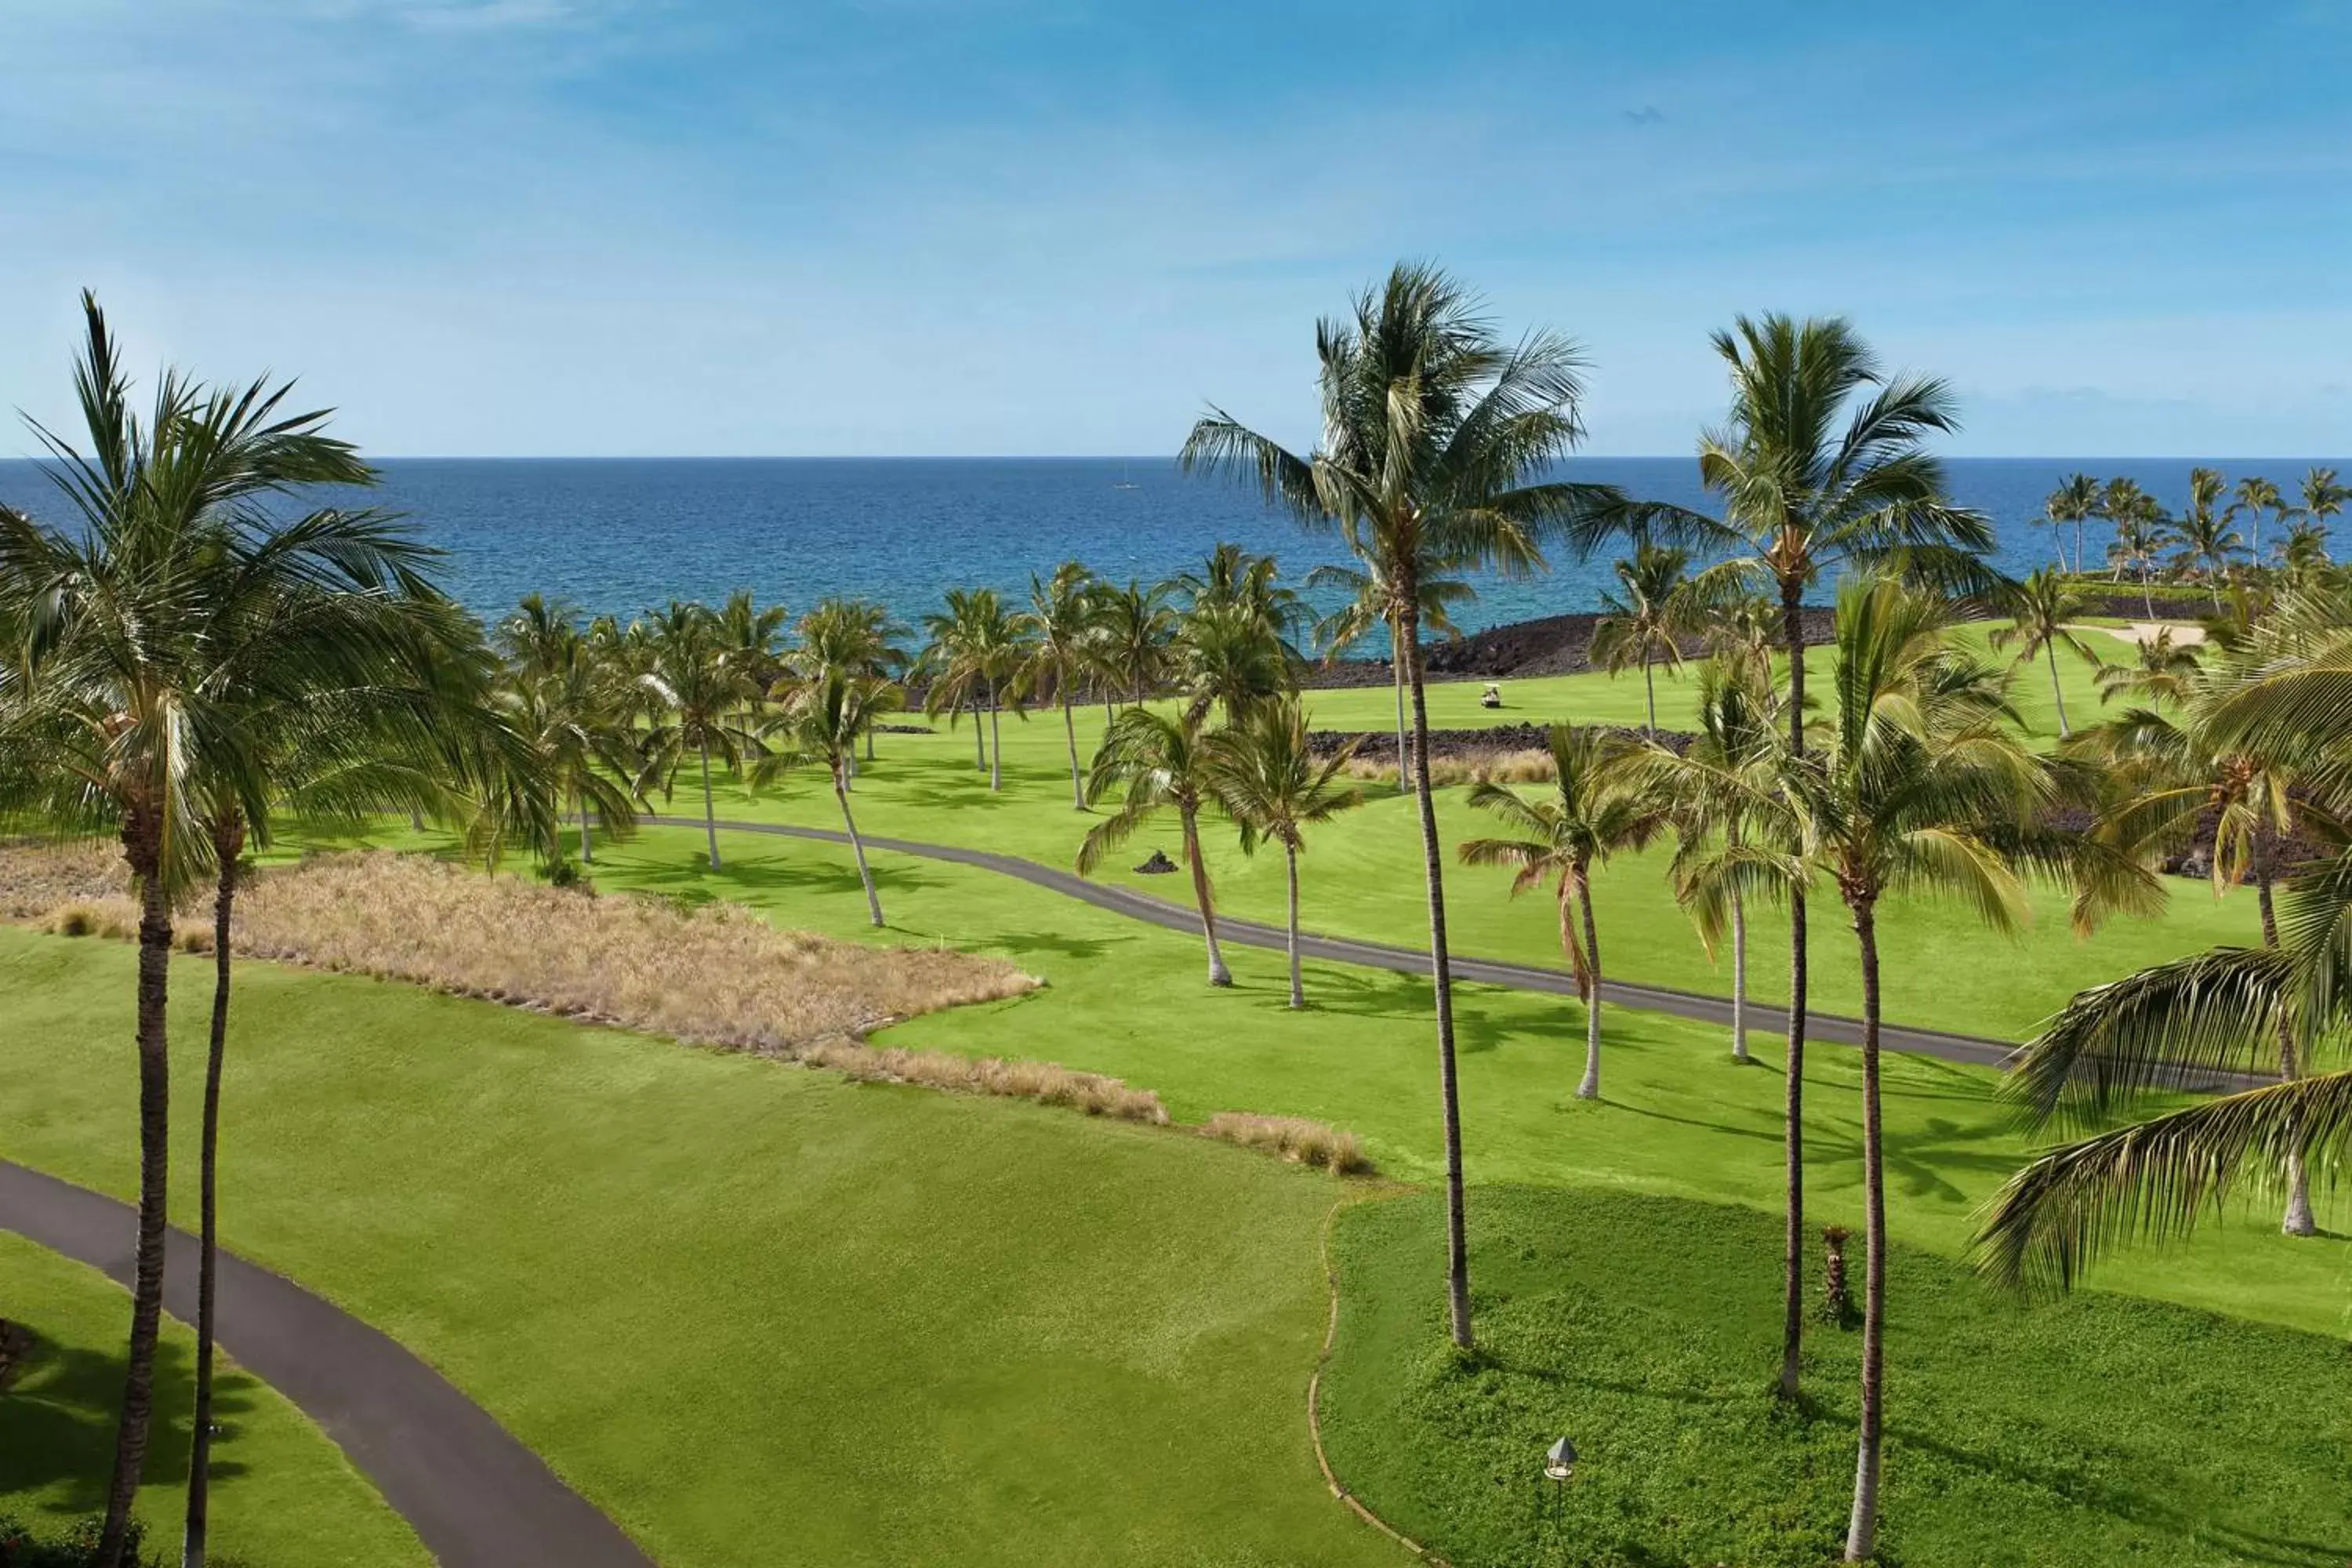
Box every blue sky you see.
[2,0,2347,457]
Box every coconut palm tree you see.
[1308,559,1475,791]
[640,601,765,871]
[2231,474,2285,564]
[763,667,902,927]
[1173,541,1305,649]
[1568,313,1995,1397]
[2092,626,2202,708]
[2292,466,2349,541]
[2102,481,2169,615]
[2175,470,2245,608]
[717,588,789,727]
[1080,706,1232,985]
[1183,262,1632,1347]
[1016,561,1103,808]
[793,597,908,763]
[495,616,644,866]
[1589,540,1710,734]
[0,292,489,1568]
[1091,577,1176,709]
[920,587,1029,790]
[1459,725,1666,1099]
[1203,698,1365,1007]
[2041,472,2102,575]
[1988,568,2101,738]
[1782,577,2153,1563]
[1174,596,1295,724]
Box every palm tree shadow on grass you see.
[0,1330,258,1509]
[598,849,950,905]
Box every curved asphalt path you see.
[655,815,2023,1070]
[0,1160,655,1568]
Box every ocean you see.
[0,456,2341,636]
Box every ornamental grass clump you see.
[798,1040,1167,1123]
[1200,1112,1374,1175]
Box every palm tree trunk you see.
[1642,652,1657,735]
[579,800,593,865]
[2255,854,2318,1236]
[1181,804,1232,985]
[2045,641,2070,738]
[837,768,884,928]
[1730,886,1750,1063]
[99,818,175,1568]
[1576,871,1602,1101]
[699,742,721,870]
[1392,637,1411,792]
[987,689,1004,793]
[1403,594,1473,1348]
[2074,518,2086,577]
[1284,841,1304,1010]
[971,697,987,770]
[184,814,245,1568]
[1779,582,1809,1402]
[1062,699,1083,809]
[1843,896,1889,1564]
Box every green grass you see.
[604,623,2252,1045]
[1319,1187,2352,1568]
[0,1232,427,1567]
[0,927,1393,1568]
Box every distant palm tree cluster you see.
[5,275,2350,1568]
[2034,465,2350,612]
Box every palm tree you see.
[1989,567,2102,737]
[717,588,789,727]
[1016,561,1102,809]
[1203,699,1365,1007]
[2041,472,2102,575]
[920,587,1028,790]
[1570,313,1994,1398]
[640,601,764,870]
[1782,578,2151,1563]
[1308,559,1475,791]
[0,293,480,1568]
[1091,577,1176,708]
[2102,481,2169,615]
[2174,469,2244,608]
[1174,596,1295,724]
[1184,262,1632,1347]
[793,597,908,762]
[2231,474,2285,564]
[1080,706,1232,985]
[1588,540,1709,733]
[2092,626,2201,708]
[764,668,903,927]
[1173,541,1305,648]
[2292,466,2349,539]
[495,598,642,865]
[1460,726,1664,1099]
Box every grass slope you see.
[0,929,1392,1568]
[0,1232,427,1567]
[620,628,2250,1044]
[1319,1187,2352,1568]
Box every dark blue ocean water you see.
[0,456,2342,634]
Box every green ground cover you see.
[1319,1188,2352,1568]
[601,619,2252,1044]
[0,928,1391,1568]
[0,1232,427,1567]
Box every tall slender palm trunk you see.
[699,742,721,870]
[1730,884,1750,1063]
[184,814,245,1568]
[1283,842,1304,1009]
[1576,873,1603,1101]
[100,819,175,1568]
[1778,583,1810,1401]
[971,697,987,771]
[579,799,593,865]
[1843,897,1889,1563]
[1181,804,1232,985]
[837,768,884,927]
[1403,597,1473,1348]
[2045,642,2071,738]
[987,689,1004,793]
[1391,631,1411,792]
[1642,652,1658,735]
[1062,699,1084,808]
[2256,847,2318,1236]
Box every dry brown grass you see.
[0,837,133,923]
[800,1040,1167,1123]
[1343,748,1555,788]
[1200,1112,1374,1176]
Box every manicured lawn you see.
[601,623,2251,1045]
[0,928,1392,1568]
[1319,1188,2352,1568]
[0,1232,427,1567]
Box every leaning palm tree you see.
[763,668,903,927]
[1588,540,1709,733]
[1460,724,1665,1100]
[1183,261,1632,1347]
[640,600,765,870]
[2092,626,2202,708]
[1080,706,1232,985]
[2231,474,2285,564]
[2041,472,2102,575]
[1569,313,1995,1397]
[1203,698,1365,1007]
[0,292,509,1568]
[1016,561,1103,808]
[1784,577,2154,1563]
[1989,567,2102,737]
[1308,559,1475,791]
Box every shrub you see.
[1200,1112,1374,1175]
[41,902,133,942]
[1344,749,1555,788]
[0,1513,159,1566]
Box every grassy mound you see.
[1319,1187,2352,1568]
[0,1232,426,1566]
